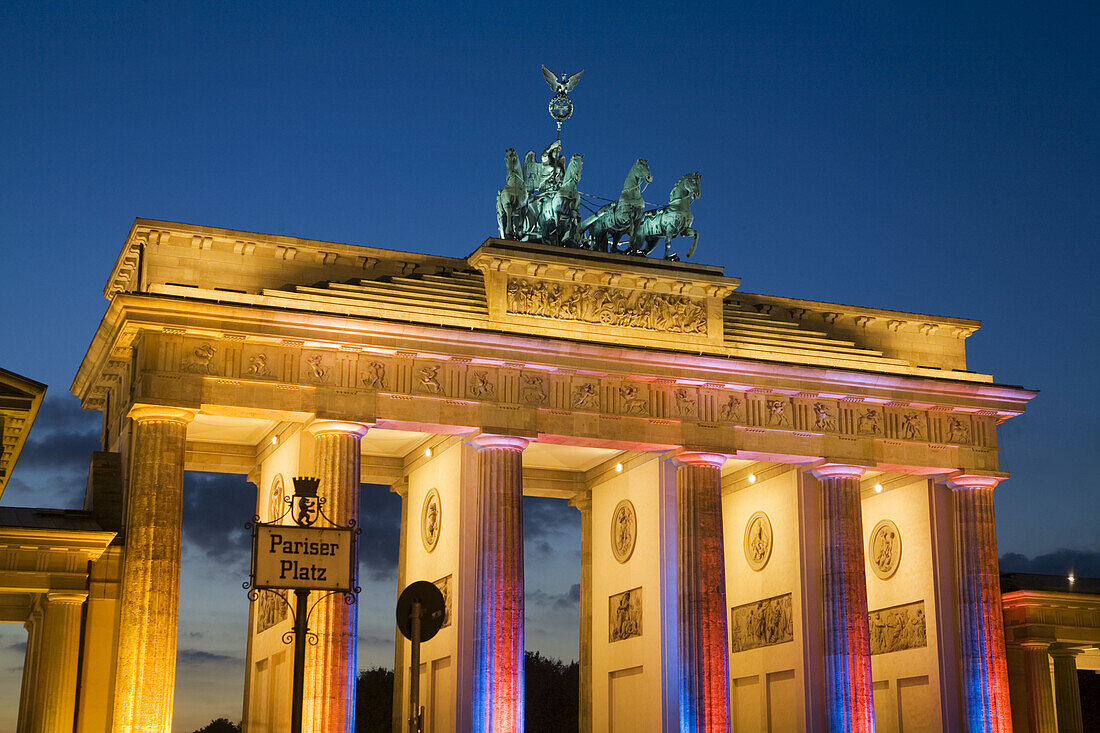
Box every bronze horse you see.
[581,158,652,252]
[631,172,701,260]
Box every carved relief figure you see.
[469,371,495,399]
[730,594,794,652]
[182,343,216,374]
[421,488,441,552]
[869,601,927,655]
[433,575,452,628]
[362,361,386,389]
[256,590,288,633]
[743,511,773,571]
[609,587,642,642]
[766,399,790,426]
[869,520,901,579]
[719,395,743,422]
[674,388,697,417]
[857,408,881,435]
[610,500,637,564]
[947,416,971,444]
[506,278,707,334]
[901,412,924,440]
[619,385,648,415]
[812,402,837,431]
[418,365,444,395]
[246,354,272,377]
[572,383,599,410]
[521,374,547,405]
[305,355,328,383]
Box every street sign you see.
[252,523,355,592]
[396,581,446,642]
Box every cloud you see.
[1000,549,1100,578]
[527,587,580,610]
[176,649,244,666]
[181,473,255,571]
[357,484,401,582]
[6,642,27,654]
[523,497,578,541]
[3,395,101,508]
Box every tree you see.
[525,651,579,733]
[357,666,395,732]
[192,719,241,733]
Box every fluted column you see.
[1050,646,1083,733]
[304,420,370,733]
[949,474,1013,732]
[470,434,530,733]
[31,592,88,733]
[813,463,875,732]
[17,600,44,732]
[569,493,593,733]
[1020,642,1056,733]
[113,405,195,733]
[674,451,730,732]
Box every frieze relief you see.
[619,384,648,415]
[256,590,288,633]
[609,587,642,642]
[869,600,927,655]
[361,361,387,389]
[730,593,794,652]
[521,373,547,405]
[433,575,452,628]
[506,278,707,334]
[181,343,217,374]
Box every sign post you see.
[396,581,446,733]
[247,476,360,733]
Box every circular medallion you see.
[421,488,441,553]
[549,93,573,122]
[869,520,901,580]
[610,500,637,564]
[743,511,773,571]
[269,474,285,522]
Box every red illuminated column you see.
[813,463,875,732]
[470,434,530,733]
[948,474,1013,732]
[304,420,370,733]
[674,451,730,732]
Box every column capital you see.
[468,433,531,452]
[672,450,726,469]
[947,472,1006,491]
[45,591,88,605]
[307,419,371,438]
[1049,645,1083,660]
[1019,639,1053,651]
[568,491,592,512]
[127,404,198,424]
[811,462,867,480]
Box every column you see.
[674,451,730,732]
[390,479,409,733]
[113,405,195,733]
[813,464,875,732]
[948,474,1013,732]
[569,492,593,733]
[469,434,530,733]
[1050,646,1083,733]
[17,600,44,732]
[304,420,370,733]
[1020,642,1056,733]
[31,592,88,733]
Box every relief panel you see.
[869,600,927,655]
[609,587,642,642]
[730,593,794,652]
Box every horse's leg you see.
[685,228,699,258]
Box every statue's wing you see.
[563,69,584,92]
[541,65,560,91]
[523,151,540,189]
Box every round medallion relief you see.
[269,474,286,522]
[743,511,773,571]
[610,500,637,564]
[421,488,442,553]
[869,520,901,580]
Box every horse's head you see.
[678,172,701,200]
[632,158,653,185]
[504,148,519,173]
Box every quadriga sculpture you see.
[581,158,652,253]
[630,172,701,261]
[495,148,527,240]
[527,154,583,247]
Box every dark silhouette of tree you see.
[357,666,395,732]
[191,719,241,733]
[525,651,579,733]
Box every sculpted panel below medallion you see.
[869,600,927,655]
[609,587,642,642]
[730,593,793,652]
[433,574,452,628]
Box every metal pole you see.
[291,589,310,733]
[409,599,421,733]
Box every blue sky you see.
[1,2,1097,729]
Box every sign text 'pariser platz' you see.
[252,524,355,592]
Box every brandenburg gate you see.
[66,213,1034,731]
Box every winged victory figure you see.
[542,66,584,94]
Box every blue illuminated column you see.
[948,474,1012,732]
[813,464,875,732]
[469,434,531,733]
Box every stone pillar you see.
[469,434,530,733]
[812,464,875,732]
[30,592,88,733]
[569,492,593,733]
[18,600,44,732]
[304,420,369,733]
[948,474,1013,732]
[1050,646,1083,733]
[113,405,195,733]
[674,451,730,732]
[1020,642,1056,733]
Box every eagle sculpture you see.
[541,66,584,94]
